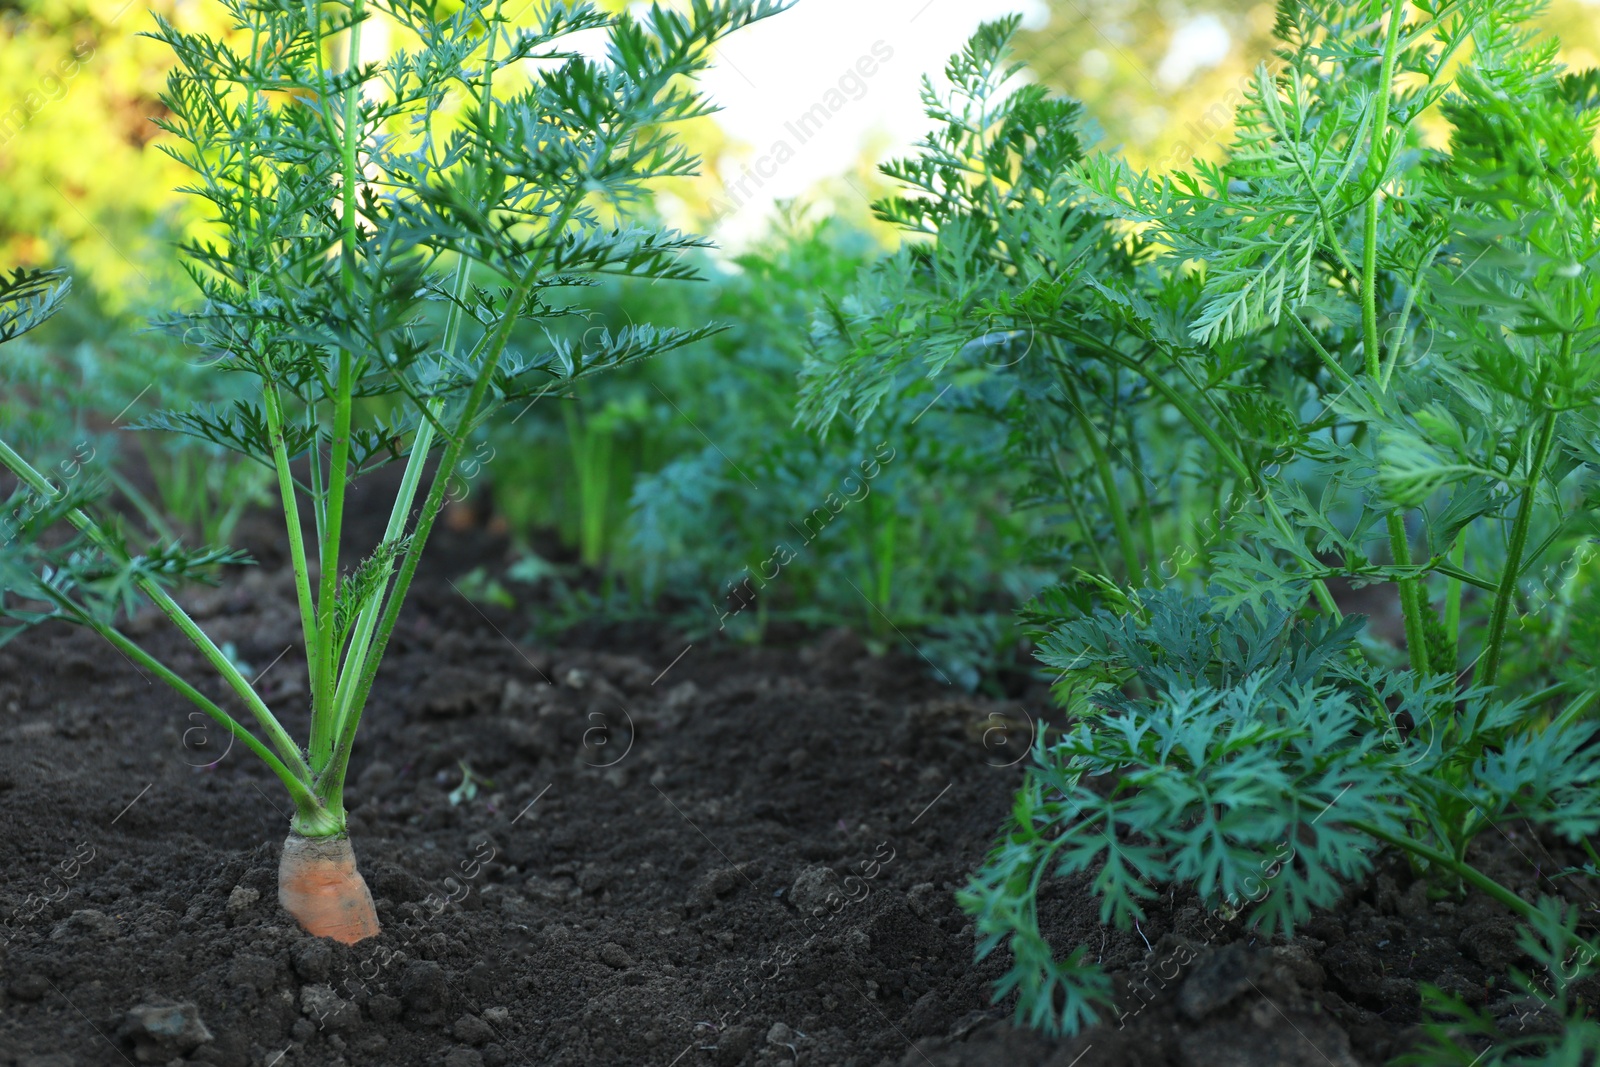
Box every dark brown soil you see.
[0,509,1587,1066]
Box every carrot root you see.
[278,832,381,944]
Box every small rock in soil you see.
[50,908,118,941]
[368,861,428,903]
[1321,940,1382,1004]
[118,1001,214,1064]
[715,1025,756,1066]
[401,959,451,1024]
[353,1033,389,1055]
[367,993,402,1023]
[415,666,502,717]
[766,1022,794,1046]
[225,954,278,993]
[1271,944,1325,992]
[598,942,634,969]
[443,1048,485,1067]
[302,983,361,1031]
[905,882,944,920]
[454,1013,495,1046]
[225,886,259,918]
[291,937,333,981]
[687,863,750,912]
[1461,917,1527,972]
[788,866,843,917]
[358,759,396,791]
[1179,944,1265,1020]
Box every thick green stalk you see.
[310,0,367,773]
[310,349,354,771]
[871,496,897,621]
[319,10,536,808]
[323,0,502,762]
[1443,532,1466,654]
[1359,4,1433,675]
[327,255,477,733]
[318,230,568,811]
[327,401,436,731]
[1361,2,1404,380]
[1379,260,1434,390]
[1434,556,1494,592]
[1388,513,1431,676]
[0,438,311,781]
[261,384,323,713]
[107,468,178,544]
[1476,406,1559,688]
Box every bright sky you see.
[685,0,1051,244]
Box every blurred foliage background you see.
[1013,0,1600,169]
[3,0,1599,687]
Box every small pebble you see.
[454,1014,495,1046]
[598,942,634,969]
[226,886,259,918]
[291,938,332,982]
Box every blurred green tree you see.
[0,0,207,306]
[1015,0,1600,170]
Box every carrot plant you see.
[805,6,1600,1056]
[0,0,781,942]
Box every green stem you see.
[328,400,437,731]
[319,196,575,808]
[310,0,365,773]
[1124,418,1160,582]
[1062,374,1142,586]
[94,620,327,823]
[328,255,476,734]
[1552,687,1599,733]
[1434,556,1494,592]
[1289,311,1356,389]
[261,383,322,719]
[1477,405,1560,688]
[322,0,499,773]
[1378,255,1438,391]
[319,0,527,807]
[1053,447,1115,581]
[0,437,311,782]
[107,467,178,544]
[1388,512,1431,677]
[1359,5,1433,676]
[1348,818,1597,957]
[1094,343,1341,616]
[1443,531,1466,656]
[1362,1,1404,381]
